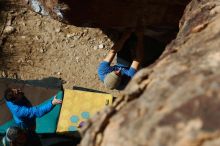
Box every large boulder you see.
[80,0,220,146]
[21,0,189,29]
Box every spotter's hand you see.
[52,95,62,105]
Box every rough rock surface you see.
[80,0,220,146]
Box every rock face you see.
[18,0,220,145]
[21,0,189,29]
[80,0,220,146]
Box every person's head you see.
[4,88,24,102]
[104,70,122,89]
[5,126,27,146]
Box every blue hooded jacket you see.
[5,97,54,130]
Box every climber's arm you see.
[131,30,144,70]
[103,31,132,64]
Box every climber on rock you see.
[97,29,144,90]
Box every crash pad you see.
[56,89,113,133]
[36,90,63,133]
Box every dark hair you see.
[4,88,16,101]
[6,126,23,142]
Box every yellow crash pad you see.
[56,89,113,132]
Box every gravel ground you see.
[0,1,122,97]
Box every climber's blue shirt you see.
[98,61,136,82]
[5,97,54,130]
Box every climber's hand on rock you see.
[112,30,132,52]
